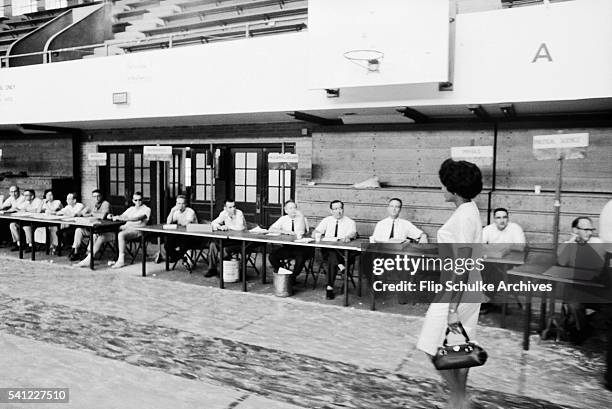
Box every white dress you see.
[417,201,483,356]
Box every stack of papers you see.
[162,224,178,230]
[265,232,281,237]
[249,226,268,234]
[13,212,32,217]
[294,237,314,243]
[322,237,339,242]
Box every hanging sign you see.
[450,146,493,168]
[268,153,299,170]
[533,133,589,160]
[87,152,107,166]
[143,145,172,162]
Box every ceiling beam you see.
[288,111,343,126]
[397,107,429,123]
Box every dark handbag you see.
[433,322,488,370]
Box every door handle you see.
[256,193,261,214]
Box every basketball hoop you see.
[343,49,384,73]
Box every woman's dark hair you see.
[43,189,53,197]
[438,158,483,200]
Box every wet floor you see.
[0,251,610,408]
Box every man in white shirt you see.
[56,192,85,253]
[268,200,311,281]
[8,189,42,252]
[481,208,527,313]
[165,195,198,270]
[206,199,246,277]
[3,185,25,250]
[69,189,112,261]
[483,208,526,251]
[371,198,427,243]
[313,200,358,300]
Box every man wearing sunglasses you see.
[106,192,150,269]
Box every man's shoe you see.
[326,288,335,300]
[24,246,33,253]
[10,243,19,251]
[204,268,218,278]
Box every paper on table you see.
[321,237,339,242]
[162,224,178,230]
[250,226,268,234]
[266,232,281,237]
[294,237,314,243]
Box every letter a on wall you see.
[532,43,553,63]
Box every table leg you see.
[539,294,547,333]
[18,222,23,259]
[30,223,35,261]
[357,253,362,297]
[242,240,247,292]
[164,235,170,272]
[262,242,267,284]
[344,250,349,307]
[141,232,147,277]
[370,271,376,311]
[89,227,95,270]
[523,291,532,350]
[219,238,224,289]
[45,226,50,255]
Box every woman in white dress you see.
[416,158,484,409]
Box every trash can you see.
[223,259,240,283]
[274,267,293,297]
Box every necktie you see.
[389,220,395,239]
[334,220,339,237]
[291,219,295,232]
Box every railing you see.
[0,15,306,68]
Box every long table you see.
[136,225,366,306]
[0,212,124,269]
[507,264,607,350]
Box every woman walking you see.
[417,158,484,409]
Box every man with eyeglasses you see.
[557,216,604,268]
[481,208,526,314]
[8,189,42,252]
[104,192,150,269]
[70,189,111,261]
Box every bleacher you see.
[97,0,307,55]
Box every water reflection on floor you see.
[0,254,610,408]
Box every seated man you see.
[111,192,151,269]
[313,200,357,300]
[481,207,527,313]
[69,189,111,262]
[3,185,25,250]
[370,198,427,243]
[206,198,246,277]
[34,189,63,253]
[56,192,85,249]
[8,189,42,252]
[268,200,311,281]
[557,216,604,268]
[165,195,198,270]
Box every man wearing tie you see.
[268,200,311,282]
[313,200,357,300]
[370,198,428,243]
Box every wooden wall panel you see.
[312,129,494,188]
[496,127,612,192]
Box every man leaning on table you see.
[370,198,427,244]
[481,207,527,314]
[165,195,198,271]
[8,189,42,252]
[71,190,112,262]
[206,198,246,277]
[268,200,311,282]
[313,200,357,300]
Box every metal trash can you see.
[223,259,240,283]
[274,268,293,297]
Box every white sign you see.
[268,153,298,170]
[0,149,2,160]
[143,146,172,162]
[533,133,589,160]
[451,146,493,167]
[88,152,107,166]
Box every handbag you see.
[433,322,488,370]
